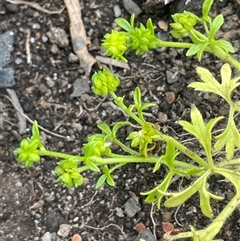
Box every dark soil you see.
[0,0,240,241]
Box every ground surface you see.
[0,0,240,241]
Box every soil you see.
[0,0,240,241]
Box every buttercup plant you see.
[14,0,240,240]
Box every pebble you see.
[70,78,90,98]
[68,52,79,63]
[166,70,179,84]
[57,224,72,238]
[133,228,157,241]
[41,35,48,43]
[45,76,55,88]
[0,30,15,88]
[47,26,69,48]
[6,3,19,13]
[123,196,141,218]
[115,207,124,217]
[41,231,56,241]
[123,0,142,17]
[113,5,121,17]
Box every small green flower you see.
[128,18,160,55]
[92,68,120,95]
[102,30,128,62]
[170,11,198,38]
[83,134,111,158]
[127,122,159,156]
[54,159,83,188]
[14,139,40,168]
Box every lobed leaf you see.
[189,64,240,104]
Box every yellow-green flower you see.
[92,68,120,95]
[14,139,40,167]
[54,159,83,188]
[102,30,128,62]
[170,11,198,38]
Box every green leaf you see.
[214,117,240,160]
[141,172,174,208]
[146,18,155,34]
[163,141,179,170]
[112,121,131,138]
[153,156,163,172]
[133,87,142,107]
[115,18,131,32]
[199,176,213,218]
[179,105,223,155]
[97,123,112,136]
[32,121,40,139]
[164,174,205,207]
[202,0,214,18]
[189,64,240,104]
[85,158,100,172]
[96,174,107,188]
[102,165,115,186]
[130,14,135,29]
[209,14,224,39]
[196,43,209,61]
[141,102,156,111]
[216,169,240,195]
[213,39,235,53]
[106,174,115,186]
[186,44,206,58]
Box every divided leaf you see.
[214,118,240,160]
[179,105,223,156]
[189,64,240,104]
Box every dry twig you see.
[4,0,65,14]
[1,94,72,140]
[64,0,96,75]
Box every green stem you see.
[36,150,85,161]
[153,134,208,168]
[156,39,194,49]
[110,91,146,126]
[167,194,240,241]
[94,155,201,171]
[156,39,240,70]
[207,45,240,70]
[217,158,240,168]
[111,137,139,156]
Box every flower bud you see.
[102,30,128,62]
[92,68,120,96]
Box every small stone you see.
[123,196,141,218]
[123,0,142,17]
[70,77,90,98]
[162,222,174,233]
[72,234,82,241]
[115,207,124,217]
[158,112,168,124]
[157,20,168,31]
[135,223,147,233]
[41,35,48,43]
[133,228,157,241]
[50,44,59,54]
[165,92,175,104]
[162,211,172,222]
[32,23,41,29]
[41,231,56,241]
[47,26,69,48]
[113,5,121,17]
[166,70,179,84]
[45,76,55,88]
[57,224,72,238]
[6,3,19,13]
[68,52,79,63]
